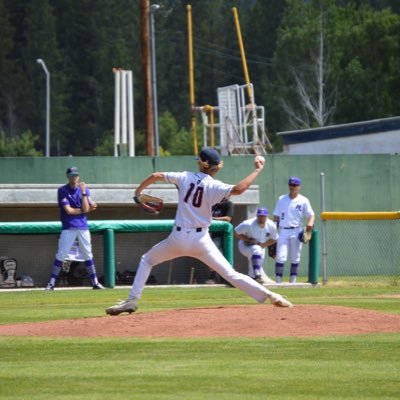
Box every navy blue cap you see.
[66,166,80,176]
[288,176,301,186]
[257,207,268,216]
[197,147,221,166]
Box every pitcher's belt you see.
[176,227,202,232]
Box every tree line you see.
[0,0,399,156]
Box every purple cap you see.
[66,166,80,177]
[288,176,301,186]
[197,147,221,166]
[257,207,268,216]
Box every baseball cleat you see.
[105,299,138,316]
[255,275,275,285]
[92,283,105,290]
[270,294,293,308]
[45,283,54,291]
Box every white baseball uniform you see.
[129,171,277,303]
[235,217,278,280]
[273,193,314,264]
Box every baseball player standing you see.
[234,207,278,284]
[106,148,293,315]
[45,166,104,290]
[273,176,315,284]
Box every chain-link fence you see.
[321,213,400,285]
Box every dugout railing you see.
[0,219,321,288]
[0,220,234,288]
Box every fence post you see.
[223,223,234,266]
[308,229,320,284]
[103,229,115,288]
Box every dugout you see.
[0,182,260,287]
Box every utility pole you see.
[150,4,160,157]
[36,59,51,157]
[140,0,154,156]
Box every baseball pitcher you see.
[106,148,293,315]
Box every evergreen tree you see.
[272,0,400,132]
[0,0,14,136]
[50,0,139,155]
[25,0,63,155]
[244,0,287,145]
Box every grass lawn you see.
[0,285,399,400]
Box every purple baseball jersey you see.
[58,184,91,230]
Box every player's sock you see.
[275,262,284,283]
[251,255,262,277]
[85,259,99,285]
[290,263,299,283]
[49,259,63,286]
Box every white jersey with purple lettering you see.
[165,171,232,229]
[273,193,314,264]
[235,217,279,243]
[273,193,314,228]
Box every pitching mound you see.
[1,305,400,338]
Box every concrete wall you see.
[2,154,399,211]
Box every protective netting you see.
[323,219,400,284]
[0,231,216,287]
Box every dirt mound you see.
[1,304,400,338]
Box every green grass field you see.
[0,285,399,400]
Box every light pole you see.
[150,4,160,156]
[36,58,50,157]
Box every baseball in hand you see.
[255,155,265,167]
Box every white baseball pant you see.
[129,228,275,303]
[237,241,272,281]
[55,229,93,261]
[276,227,303,264]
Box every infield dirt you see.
[0,304,400,338]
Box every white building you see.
[277,116,400,154]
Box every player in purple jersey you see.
[45,167,104,290]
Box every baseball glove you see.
[298,228,312,244]
[133,193,164,215]
[268,243,277,259]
